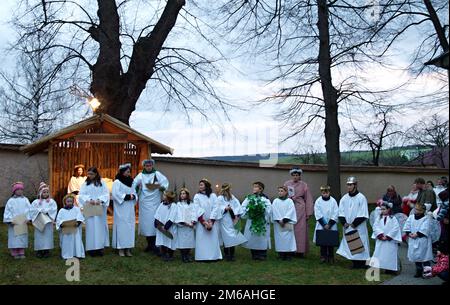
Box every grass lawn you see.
[0,218,394,285]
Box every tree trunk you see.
[317,0,341,201]
[423,0,449,52]
[89,0,186,124]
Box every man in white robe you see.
[337,176,371,269]
[112,163,137,257]
[271,186,297,260]
[56,194,85,260]
[242,182,272,260]
[29,182,57,258]
[368,201,402,273]
[78,167,110,257]
[132,159,169,255]
[3,182,31,259]
[192,179,222,261]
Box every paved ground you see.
[381,242,444,285]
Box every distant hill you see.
[202,145,436,166]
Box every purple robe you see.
[284,180,314,254]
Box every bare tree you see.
[212,0,448,199]
[405,114,449,167]
[0,29,81,144]
[348,106,402,166]
[13,0,232,125]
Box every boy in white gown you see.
[56,194,85,260]
[192,179,222,261]
[242,181,272,260]
[403,203,434,278]
[271,186,297,260]
[368,201,402,274]
[78,167,110,257]
[29,182,57,258]
[313,185,339,264]
[154,191,178,262]
[215,183,247,261]
[3,182,31,259]
[175,188,196,263]
[132,159,169,255]
[337,176,371,269]
[112,163,137,257]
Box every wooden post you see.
[48,143,54,199]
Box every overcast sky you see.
[0,1,448,157]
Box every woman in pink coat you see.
[284,167,314,258]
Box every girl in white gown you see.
[56,194,85,260]
[215,183,247,261]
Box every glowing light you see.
[87,97,101,111]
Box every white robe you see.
[271,198,297,252]
[56,207,85,259]
[215,195,247,248]
[192,193,222,260]
[175,201,196,249]
[337,192,371,261]
[78,180,110,251]
[242,195,272,250]
[154,202,178,250]
[3,196,31,249]
[112,179,137,249]
[132,171,169,237]
[368,215,402,271]
[67,176,87,205]
[29,199,57,250]
[403,214,434,262]
[313,196,339,243]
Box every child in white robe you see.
[404,203,434,278]
[175,188,196,263]
[154,190,178,262]
[272,186,297,260]
[78,167,110,257]
[112,163,137,257]
[29,182,57,258]
[242,181,272,260]
[3,182,31,259]
[192,179,222,261]
[368,201,402,274]
[337,176,371,269]
[313,185,339,264]
[56,194,85,260]
[215,183,247,261]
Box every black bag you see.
[316,229,339,247]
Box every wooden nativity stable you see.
[21,113,173,205]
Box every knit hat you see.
[38,182,50,200]
[12,182,24,195]
[142,159,155,166]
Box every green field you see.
[0,218,392,285]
